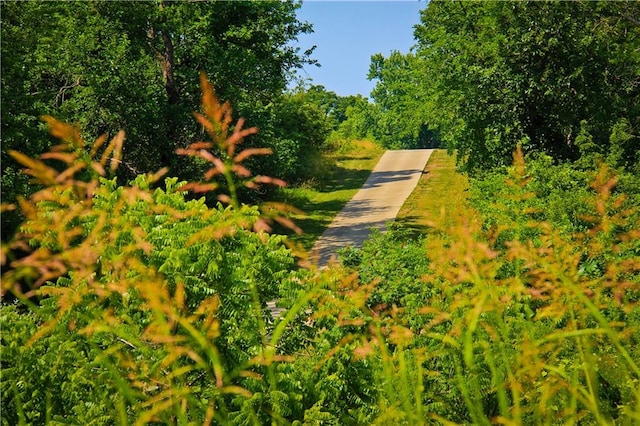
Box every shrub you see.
[2,75,639,425]
[1,74,306,424]
[302,148,640,424]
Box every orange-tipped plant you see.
[176,73,301,236]
[1,74,308,424]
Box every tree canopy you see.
[369,0,639,170]
[368,51,438,149]
[1,0,314,236]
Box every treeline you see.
[372,0,640,173]
[0,0,434,240]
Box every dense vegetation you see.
[1,0,322,237]
[2,0,640,424]
[371,1,640,172]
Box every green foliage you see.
[3,69,639,426]
[1,76,306,424]
[1,0,315,238]
[285,83,382,149]
[413,0,640,172]
[288,84,349,130]
[339,226,430,309]
[1,303,125,425]
[328,97,381,144]
[300,150,640,424]
[265,92,332,183]
[368,51,439,149]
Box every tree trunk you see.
[160,29,180,105]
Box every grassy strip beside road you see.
[277,140,385,251]
[396,149,475,235]
[279,147,472,252]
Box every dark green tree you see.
[261,91,333,183]
[1,0,313,237]
[288,84,370,131]
[368,51,438,149]
[414,0,640,171]
[331,95,381,142]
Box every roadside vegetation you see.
[396,149,474,235]
[276,139,384,251]
[2,1,639,424]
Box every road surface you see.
[268,149,434,317]
[310,149,434,266]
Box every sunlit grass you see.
[277,140,385,251]
[396,149,477,235]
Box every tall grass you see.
[333,147,640,424]
[2,74,638,424]
[396,149,477,236]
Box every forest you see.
[1,1,639,424]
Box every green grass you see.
[277,140,385,251]
[278,147,470,252]
[396,149,475,235]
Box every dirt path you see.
[310,149,434,266]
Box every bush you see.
[1,75,306,424]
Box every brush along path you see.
[310,149,434,266]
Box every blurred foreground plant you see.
[326,147,640,424]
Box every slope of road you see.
[310,149,434,266]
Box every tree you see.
[414,0,640,172]
[262,91,333,183]
[1,0,313,238]
[288,84,369,131]
[368,51,438,149]
[331,96,381,142]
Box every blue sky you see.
[292,1,427,98]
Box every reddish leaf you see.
[217,194,231,204]
[178,183,219,193]
[253,176,287,188]
[90,134,108,157]
[110,130,125,172]
[100,130,125,171]
[193,112,215,135]
[40,152,78,164]
[149,167,169,183]
[253,218,272,233]
[212,157,226,174]
[56,162,87,183]
[232,164,251,178]
[42,115,83,148]
[204,167,222,180]
[274,216,303,235]
[185,141,213,151]
[0,203,15,213]
[8,150,58,185]
[175,148,196,157]
[234,148,272,163]
[198,149,217,163]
